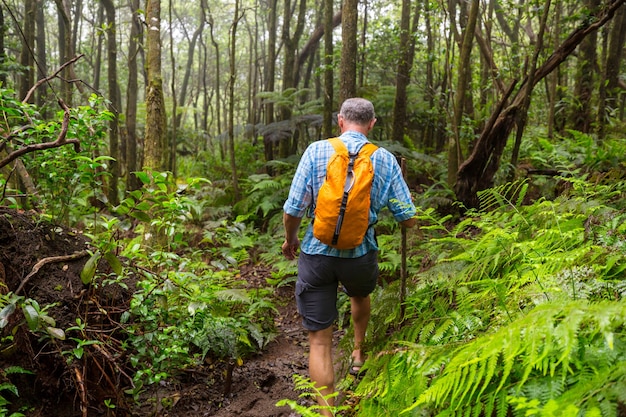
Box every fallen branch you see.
[15,250,89,295]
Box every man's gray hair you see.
[339,98,375,125]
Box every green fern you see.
[400,301,626,415]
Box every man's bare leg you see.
[350,295,371,367]
[308,326,335,417]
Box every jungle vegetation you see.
[0,0,625,415]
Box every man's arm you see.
[282,212,303,260]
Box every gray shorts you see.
[295,251,379,331]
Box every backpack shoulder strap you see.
[358,142,378,158]
[328,137,347,155]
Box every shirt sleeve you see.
[375,150,416,222]
[283,146,314,218]
[387,160,416,222]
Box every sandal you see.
[349,360,365,376]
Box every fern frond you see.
[401,301,626,415]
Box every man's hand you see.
[283,212,303,260]
[282,238,300,260]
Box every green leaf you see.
[135,171,152,184]
[46,327,66,340]
[130,211,151,222]
[81,251,100,285]
[0,303,16,329]
[104,251,123,275]
[22,305,39,331]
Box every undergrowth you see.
[353,175,626,416]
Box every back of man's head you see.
[339,98,375,125]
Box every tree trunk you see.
[279,0,306,157]
[598,3,626,138]
[455,0,626,208]
[19,0,36,103]
[144,0,167,171]
[391,0,420,143]
[447,0,479,187]
[340,0,358,103]
[175,19,204,128]
[323,0,335,138]
[263,0,277,167]
[126,0,142,191]
[54,0,74,104]
[0,7,5,87]
[101,0,120,206]
[510,0,552,169]
[547,0,562,138]
[228,0,243,201]
[92,4,104,91]
[208,11,222,137]
[570,0,600,133]
[35,0,49,114]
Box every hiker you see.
[282,97,417,415]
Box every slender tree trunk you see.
[547,0,562,138]
[280,0,307,157]
[101,0,120,205]
[35,1,49,114]
[175,22,204,129]
[358,0,368,89]
[340,0,358,103]
[54,0,73,104]
[208,11,222,137]
[263,0,277,166]
[598,3,626,138]
[570,0,600,133]
[19,0,36,103]
[391,0,421,143]
[323,0,334,137]
[0,7,5,86]
[228,0,243,201]
[448,0,479,187]
[126,0,142,191]
[92,5,104,91]
[168,0,177,175]
[144,0,167,171]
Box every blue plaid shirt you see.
[283,131,416,258]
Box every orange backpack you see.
[313,138,378,249]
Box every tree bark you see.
[391,0,421,143]
[54,0,74,104]
[279,0,306,157]
[340,0,358,103]
[228,0,243,201]
[144,0,168,171]
[263,0,277,166]
[126,0,142,191]
[35,0,49,114]
[101,0,120,205]
[598,3,626,137]
[323,0,335,137]
[447,0,479,186]
[570,0,600,133]
[19,0,36,103]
